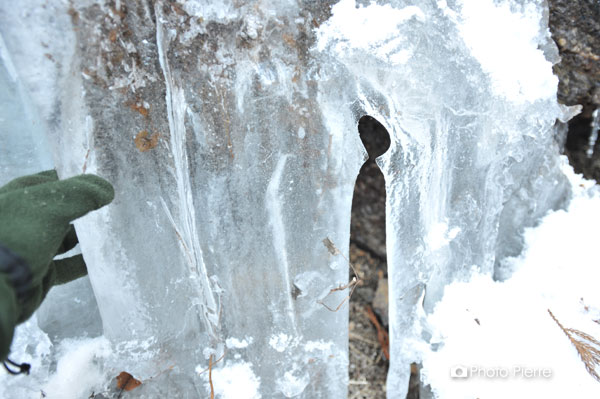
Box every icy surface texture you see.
[316,0,571,396]
[0,16,102,352]
[0,0,572,398]
[0,34,53,184]
[1,0,358,397]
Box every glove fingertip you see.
[53,255,88,286]
[79,174,115,208]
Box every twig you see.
[549,309,600,382]
[348,379,369,385]
[209,355,214,399]
[349,332,378,346]
[197,351,226,375]
[82,149,91,173]
[365,306,390,360]
[196,351,226,399]
[319,238,362,312]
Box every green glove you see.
[0,170,114,361]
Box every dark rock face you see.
[548,0,600,182]
[548,0,600,117]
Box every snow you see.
[42,337,111,399]
[317,0,425,64]
[453,0,558,103]
[226,337,252,349]
[420,167,600,398]
[304,340,333,353]
[269,333,294,353]
[205,361,261,399]
[425,222,461,251]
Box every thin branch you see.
[549,309,600,382]
[209,355,214,399]
[319,238,362,312]
[365,305,390,360]
[197,351,226,375]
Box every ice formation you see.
[0,0,574,398]
[420,169,600,398]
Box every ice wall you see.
[2,0,359,397]
[0,34,53,183]
[318,0,571,396]
[0,0,573,398]
[0,24,103,351]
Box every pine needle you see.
[209,355,215,399]
[548,309,600,382]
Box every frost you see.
[269,333,294,353]
[304,340,333,353]
[226,337,253,349]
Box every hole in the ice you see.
[351,115,390,258]
[357,115,391,160]
[348,115,391,395]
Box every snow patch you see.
[208,362,261,399]
[426,222,460,251]
[42,337,111,399]
[316,0,425,64]
[304,340,333,352]
[421,176,600,398]
[455,0,557,102]
[269,333,292,352]
[226,336,253,349]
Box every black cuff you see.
[0,244,32,303]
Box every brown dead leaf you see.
[116,371,142,392]
[322,237,339,256]
[134,131,159,152]
[67,7,79,23]
[109,29,117,42]
[282,33,296,48]
[129,103,149,117]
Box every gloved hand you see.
[0,170,114,362]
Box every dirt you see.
[348,243,389,399]
[549,0,600,183]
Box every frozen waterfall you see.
[0,0,576,398]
